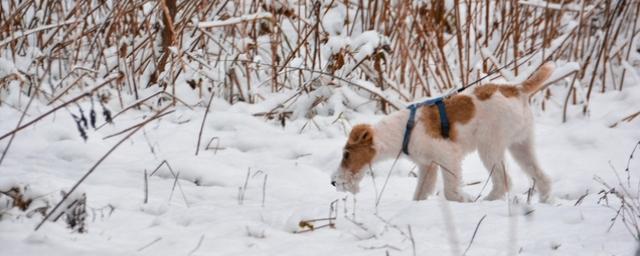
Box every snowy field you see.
[1,79,639,255]
[2,0,640,255]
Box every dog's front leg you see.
[439,161,472,202]
[413,162,438,201]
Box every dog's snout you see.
[331,181,336,187]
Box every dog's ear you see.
[349,124,374,145]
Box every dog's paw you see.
[413,194,428,201]
[483,193,506,201]
[445,191,472,202]
[539,194,555,204]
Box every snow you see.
[519,0,583,12]
[197,13,274,28]
[1,81,639,255]
[322,5,346,36]
[547,61,580,82]
[0,58,20,81]
[350,31,386,64]
[1,0,640,255]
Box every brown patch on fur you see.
[474,84,498,100]
[341,124,376,173]
[499,86,520,98]
[474,84,520,100]
[420,95,475,141]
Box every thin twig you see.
[0,81,39,166]
[102,110,175,140]
[169,171,180,202]
[137,237,162,252]
[261,174,268,207]
[238,168,251,205]
[408,225,417,256]
[144,169,149,204]
[462,214,487,256]
[474,166,496,202]
[147,160,190,207]
[188,235,205,256]
[376,151,402,208]
[195,92,215,155]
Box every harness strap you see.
[402,105,418,155]
[435,100,450,139]
[402,97,450,155]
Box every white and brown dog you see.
[331,63,554,203]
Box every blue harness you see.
[402,97,450,155]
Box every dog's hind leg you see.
[478,143,512,201]
[439,159,472,202]
[509,138,552,203]
[413,162,438,201]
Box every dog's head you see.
[331,124,376,194]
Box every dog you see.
[331,63,554,203]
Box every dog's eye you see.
[343,151,350,160]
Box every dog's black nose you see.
[331,181,336,187]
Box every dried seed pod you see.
[298,220,314,230]
[78,108,88,130]
[90,109,96,129]
[90,97,97,129]
[72,114,88,141]
[89,109,96,129]
[6,186,32,211]
[186,79,197,90]
[77,122,88,141]
[102,107,112,124]
[66,193,87,233]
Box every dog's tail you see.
[521,62,555,94]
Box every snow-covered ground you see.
[1,78,639,255]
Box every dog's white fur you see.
[332,63,554,203]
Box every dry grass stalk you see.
[462,214,488,256]
[195,92,215,155]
